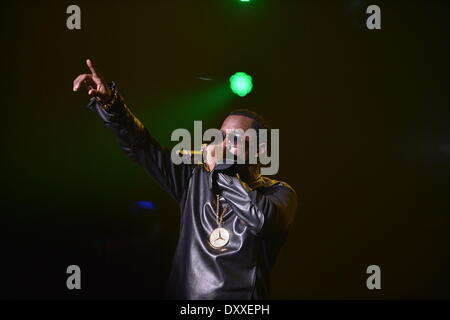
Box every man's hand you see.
[73,59,112,103]
[205,143,226,171]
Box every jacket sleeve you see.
[215,172,298,236]
[86,85,195,203]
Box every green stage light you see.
[229,72,253,97]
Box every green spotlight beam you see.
[138,82,235,144]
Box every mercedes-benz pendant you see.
[209,227,230,249]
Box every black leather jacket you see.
[87,86,298,299]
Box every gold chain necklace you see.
[209,194,231,249]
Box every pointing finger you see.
[86,59,99,77]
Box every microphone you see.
[176,144,245,167]
[176,144,208,156]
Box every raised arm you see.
[73,59,195,202]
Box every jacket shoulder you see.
[259,176,296,194]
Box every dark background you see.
[0,0,449,299]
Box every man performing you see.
[73,59,298,300]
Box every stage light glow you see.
[134,200,156,211]
[229,72,253,97]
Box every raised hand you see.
[73,59,112,103]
